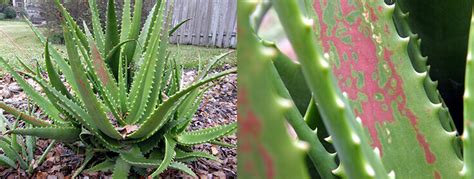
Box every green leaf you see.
[126,0,169,124]
[177,122,236,145]
[105,0,121,78]
[44,41,72,99]
[0,155,16,168]
[151,134,176,177]
[10,127,80,142]
[127,68,236,139]
[112,157,130,179]
[175,149,218,161]
[0,57,64,125]
[87,0,105,55]
[169,18,191,36]
[462,3,474,178]
[0,102,50,127]
[63,23,122,140]
[0,140,28,169]
[84,159,115,173]
[169,161,196,177]
[24,19,77,92]
[122,0,143,65]
[238,2,310,178]
[120,0,132,42]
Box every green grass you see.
[0,20,235,73]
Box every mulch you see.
[0,65,237,178]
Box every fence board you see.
[169,0,236,48]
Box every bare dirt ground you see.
[0,66,237,178]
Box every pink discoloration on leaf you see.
[91,44,110,86]
[238,89,275,179]
[313,0,436,163]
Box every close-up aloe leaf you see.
[238,0,474,178]
[0,0,236,177]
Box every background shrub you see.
[0,13,5,20]
[4,6,15,19]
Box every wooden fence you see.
[168,0,237,48]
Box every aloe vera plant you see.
[0,0,236,177]
[239,0,473,178]
[0,108,55,175]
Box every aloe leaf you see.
[122,0,143,65]
[0,58,64,125]
[175,149,218,161]
[238,2,309,178]
[33,140,56,172]
[0,102,50,127]
[53,0,89,54]
[121,151,159,168]
[273,0,390,177]
[132,3,157,64]
[44,41,72,99]
[175,87,208,133]
[0,140,28,169]
[127,68,235,139]
[177,122,236,145]
[120,0,132,42]
[88,0,105,55]
[151,134,177,177]
[127,0,170,124]
[72,149,94,178]
[16,56,35,75]
[25,133,36,165]
[10,127,80,142]
[24,19,77,92]
[303,0,462,177]
[112,157,130,179]
[105,40,137,63]
[395,0,471,124]
[84,159,114,173]
[0,112,6,133]
[169,161,196,177]
[0,155,16,168]
[269,43,311,114]
[63,23,122,140]
[269,58,337,178]
[169,18,191,36]
[33,76,123,151]
[197,51,234,80]
[118,54,128,115]
[104,0,121,78]
[462,4,474,178]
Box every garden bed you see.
[0,66,237,178]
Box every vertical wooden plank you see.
[172,0,183,44]
[169,0,179,43]
[193,0,204,45]
[230,17,237,48]
[185,1,194,44]
[178,0,188,44]
[191,0,200,45]
[200,0,213,46]
[224,0,237,48]
[215,0,229,48]
[209,0,219,47]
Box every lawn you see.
[0,20,236,72]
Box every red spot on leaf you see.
[238,89,275,178]
[313,0,435,164]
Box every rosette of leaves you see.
[0,0,236,177]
